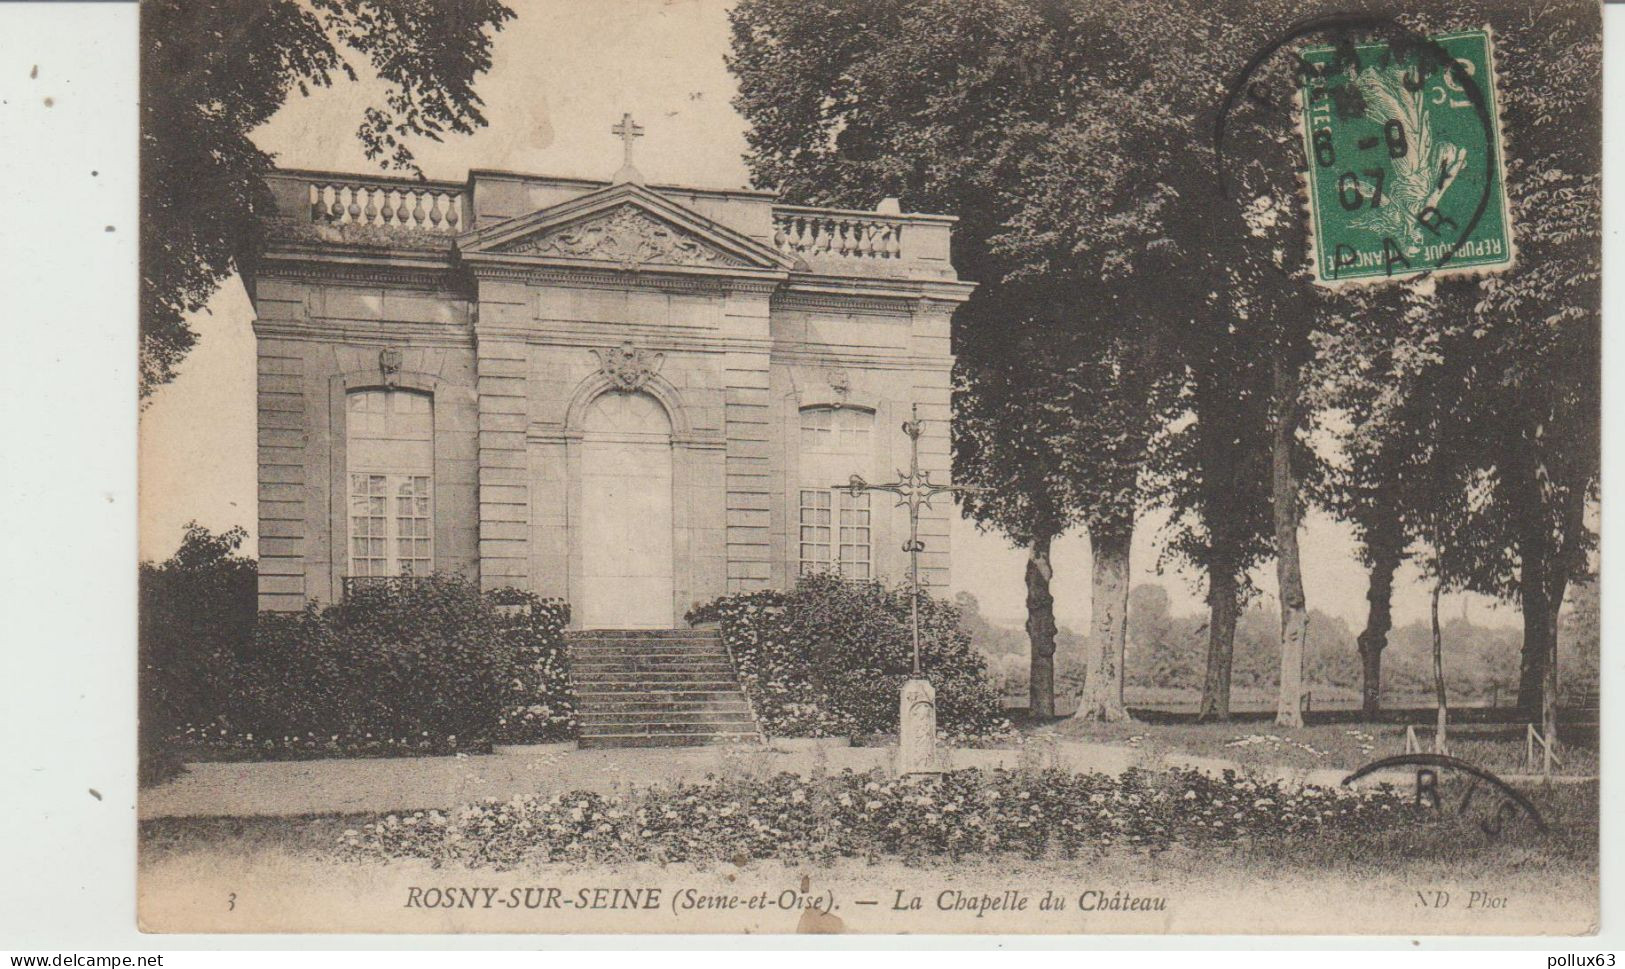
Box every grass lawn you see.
[1045,716,1599,777]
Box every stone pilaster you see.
[475,334,531,592]
[255,335,309,611]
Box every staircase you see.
[568,629,764,748]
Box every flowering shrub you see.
[488,589,575,743]
[229,574,515,750]
[688,574,1009,740]
[337,767,1428,868]
[172,575,576,759]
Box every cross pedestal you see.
[898,677,943,775]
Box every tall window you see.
[798,488,870,577]
[797,405,874,578]
[347,389,433,578]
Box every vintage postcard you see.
[136,0,1601,936]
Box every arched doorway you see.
[578,390,675,628]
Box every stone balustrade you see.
[308,179,464,233]
[771,205,907,261]
[265,170,958,279]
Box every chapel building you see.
[246,121,972,629]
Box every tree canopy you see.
[140,0,514,396]
[729,0,1599,727]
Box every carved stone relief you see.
[501,205,751,271]
[590,341,666,392]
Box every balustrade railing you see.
[772,207,904,261]
[309,180,464,233]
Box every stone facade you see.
[246,162,972,627]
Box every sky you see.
[136,0,1521,632]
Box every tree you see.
[954,330,1082,718]
[140,0,514,396]
[1310,363,1415,717]
[1128,584,1196,690]
[1313,0,1600,738]
[728,0,1177,722]
[1193,0,1599,728]
[139,522,258,783]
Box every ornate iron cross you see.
[840,402,986,676]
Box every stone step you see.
[578,732,761,749]
[577,689,749,703]
[580,718,761,735]
[568,643,728,650]
[567,629,721,640]
[573,656,733,667]
[573,671,743,685]
[570,642,729,653]
[568,627,757,749]
[572,661,736,674]
[579,709,758,725]
[578,700,755,715]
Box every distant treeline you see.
[960,583,1599,703]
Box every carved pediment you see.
[494,204,754,271]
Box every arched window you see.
[347,388,433,578]
[797,406,873,578]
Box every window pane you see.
[802,407,875,454]
[350,388,433,579]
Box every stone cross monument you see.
[610,112,645,185]
[840,403,985,775]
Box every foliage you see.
[337,766,1428,868]
[1558,580,1601,701]
[138,523,258,784]
[139,0,514,395]
[487,589,576,743]
[1308,0,1601,721]
[1110,581,1581,702]
[727,0,1183,723]
[730,0,1600,727]
[688,574,1009,740]
[725,0,1173,524]
[956,592,1088,698]
[144,566,576,766]
[231,574,515,749]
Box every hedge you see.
[140,530,575,777]
[688,573,1009,740]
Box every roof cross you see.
[610,112,645,184]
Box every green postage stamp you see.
[1298,28,1514,285]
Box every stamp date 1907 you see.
[1298,28,1514,285]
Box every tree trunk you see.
[1509,436,1569,725]
[1356,547,1399,718]
[1517,562,1566,729]
[1024,533,1057,720]
[1542,582,1562,751]
[1517,573,1552,721]
[1431,578,1448,752]
[1194,361,1243,725]
[1076,526,1133,722]
[1521,562,1567,747]
[1197,566,1239,721]
[1272,356,1308,729]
